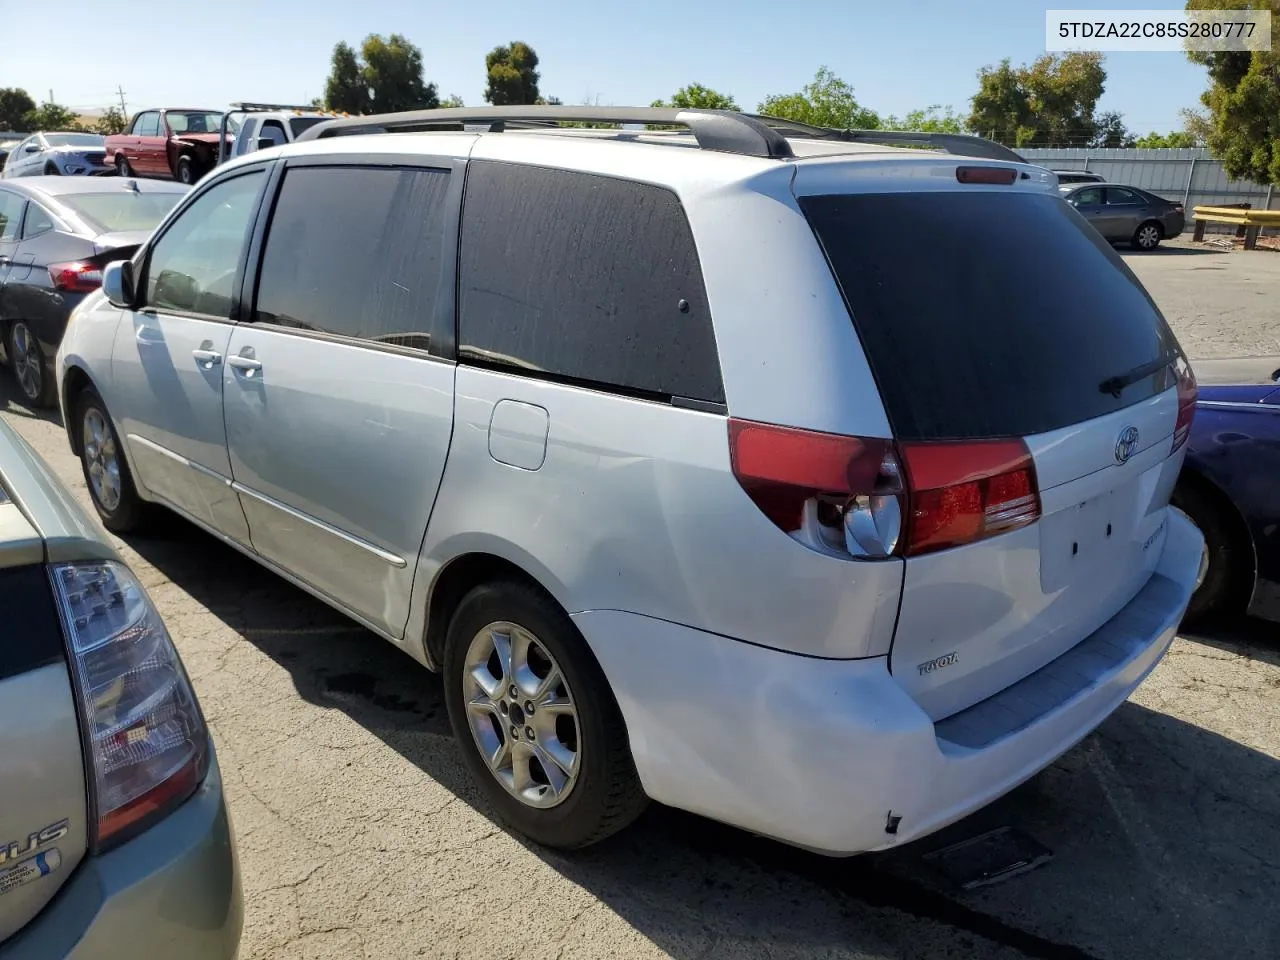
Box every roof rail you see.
[293,106,796,160]
[228,101,329,114]
[744,114,1027,163]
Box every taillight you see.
[49,261,103,293]
[729,419,1043,559]
[50,561,209,851]
[899,440,1041,555]
[1172,357,1198,453]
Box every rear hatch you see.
[795,161,1192,719]
[0,489,88,944]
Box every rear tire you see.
[1171,478,1253,623]
[443,579,648,849]
[8,321,54,407]
[75,386,150,533]
[1132,221,1163,251]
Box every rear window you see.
[61,192,183,234]
[799,191,1179,441]
[288,117,327,137]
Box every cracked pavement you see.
[3,248,1279,959]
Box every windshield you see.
[45,133,104,148]
[60,192,184,234]
[166,111,226,134]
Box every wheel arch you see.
[1173,466,1257,602]
[61,363,94,455]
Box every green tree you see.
[440,94,464,108]
[651,83,739,110]
[94,106,127,136]
[22,101,83,132]
[0,87,36,130]
[323,34,438,115]
[1091,110,1135,147]
[484,42,540,105]
[968,53,1108,147]
[1133,130,1200,148]
[880,104,964,133]
[758,67,880,130]
[1185,0,1280,183]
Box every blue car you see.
[1172,374,1280,623]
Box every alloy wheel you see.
[461,621,581,808]
[1138,224,1160,249]
[11,323,42,402]
[82,407,123,512]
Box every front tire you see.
[443,579,647,849]
[115,155,131,177]
[43,162,60,176]
[8,321,54,407]
[75,386,149,533]
[1172,479,1252,623]
[1132,221,1163,251]
[176,156,196,184]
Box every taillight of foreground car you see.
[1172,356,1198,453]
[50,561,209,851]
[49,261,104,293]
[729,419,1041,559]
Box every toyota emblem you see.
[1115,425,1140,464]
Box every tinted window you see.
[799,191,1179,440]
[144,171,262,318]
[22,203,54,238]
[253,165,451,354]
[1107,188,1142,205]
[288,117,326,137]
[458,161,722,403]
[0,191,23,241]
[61,191,183,233]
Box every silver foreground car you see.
[0,419,241,958]
[56,106,1204,856]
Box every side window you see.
[22,203,55,239]
[139,113,161,137]
[1073,187,1103,206]
[143,170,263,318]
[458,161,723,404]
[1106,188,1141,205]
[252,165,452,354]
[0,192,24,242]
[258,120,288,147]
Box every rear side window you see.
[253,165,453,355]
[458,160,723,404]
[799,191,1179,441]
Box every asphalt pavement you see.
[2,243,1278,960]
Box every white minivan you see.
[56,106,1204,855]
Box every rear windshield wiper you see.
[1099,355,1172,398]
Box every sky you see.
[0,0,1211,136]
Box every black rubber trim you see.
[0,564,66,683]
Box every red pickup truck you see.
[104,108,235,184]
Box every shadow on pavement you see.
[0,372,64,426]
[124,516,1280,960]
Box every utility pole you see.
[116,85,127,116]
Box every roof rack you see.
[743,114,1027,163]
[290,105,1025,164]
[293,106,796,159]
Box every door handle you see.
[192,348,222,368]
[0,256,10,266]
[227,354,262,377]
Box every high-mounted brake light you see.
[1172,358,1198,453]
[956,166,1017,185]
[728,420,1042,559]
[49,261,103,293]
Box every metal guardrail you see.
[1192,204,1280,250]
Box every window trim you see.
[454,158,726,408]
[134,162,273,325]
[0,189,26,244]
[238,153,465,362]
[20,200,57,240]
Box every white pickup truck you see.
[216,102,347,165]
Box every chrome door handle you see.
[192,348,222,368]
[227,355,262,377]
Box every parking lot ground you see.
[3,246,1279,960]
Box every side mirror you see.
[256,137,278,151]
[102,260,135,309]
[23,143,39,153]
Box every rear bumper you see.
[575,508,1204,856]
[0,752,242,960]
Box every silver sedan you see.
[1,133,113,179]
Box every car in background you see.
[104,109,235,185]
[1172,373,1280,624]
[0,134,27,171]
[1062,183,1185,250]
[0,416,241,958]
[216,101,342,166]
[0,176,189,407]
[1,132,111,179]
[1053,169,1106,184]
